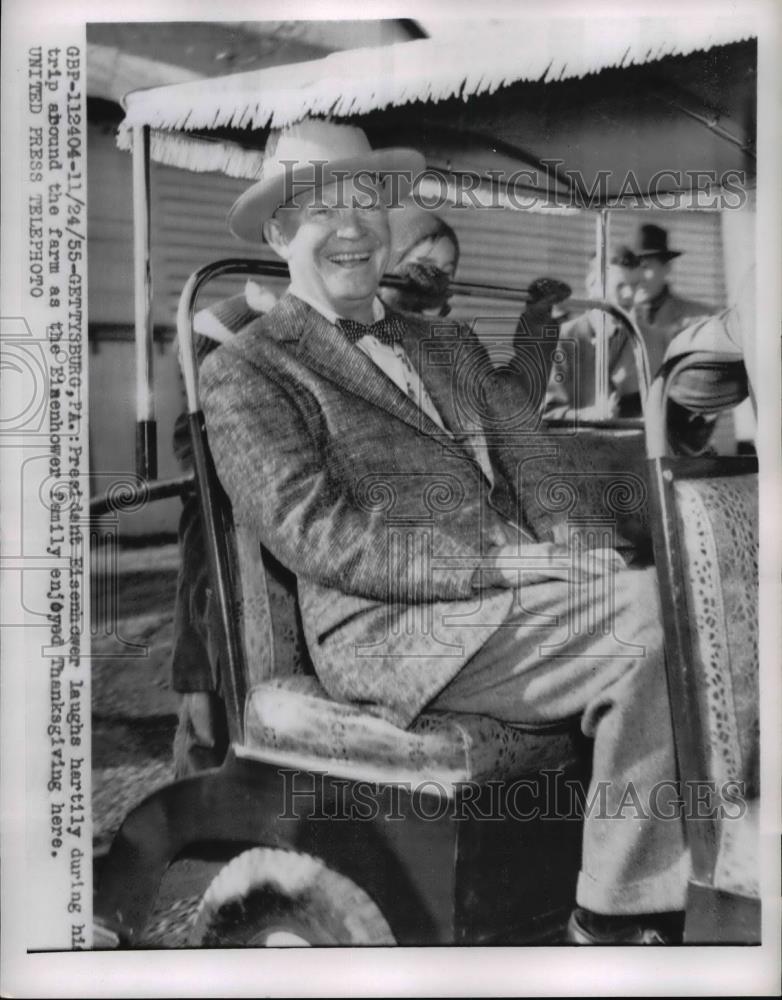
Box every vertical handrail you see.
[132,124,156,480]
[594,209,611,415]
[565,297,652,414]
[176,259,289,743]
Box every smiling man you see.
[265,179,389,323]
[199,120,690,944]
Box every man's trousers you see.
[433,565,689,914]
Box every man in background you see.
[633,222,714,382]
[544,224,716,452]
[544,244,644,421]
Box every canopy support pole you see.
[594,208,611,415]
[132,124,157,481]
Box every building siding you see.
[87,124,734,534]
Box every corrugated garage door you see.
[89,124,727,336]
[88,123,281,330]
[440,203,726,334]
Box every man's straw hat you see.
[228,119,426,243]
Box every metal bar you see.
[594,209,611,415]
[132,125,157,480]
[187,410,242,707]
[574,296,652,411]
[176,258,651,413]
[89,474,194,517]
[649,79,756,160]
[177,263,267,740]
[177,260,279,415]
[174,259,545,417]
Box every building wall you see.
[442,203,726,337]
[87,123,733,536]
[88,122,281,536]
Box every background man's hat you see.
[633,224,682,262]
[228,119,426,243]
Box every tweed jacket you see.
[199,293,540,728]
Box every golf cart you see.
[92,23,759,947]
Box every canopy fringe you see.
[116,129,266,180]
[118,20,755,139]
[116,19,754,194]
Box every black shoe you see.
[566,907,684,945]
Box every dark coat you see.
[545,287,713,420]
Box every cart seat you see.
[670,472,760,900]
[236,674,581,788]
[647,341,759,937]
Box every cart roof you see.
[117,18,756,204]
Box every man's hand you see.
[395,260,452,312]
[473,542,626,589]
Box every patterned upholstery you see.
[232,520,311,686]
[231,517,580,787]
[673,473,759,897]
[239,674,580,788]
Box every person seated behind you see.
[199,118,694,944]
[381,200,459,317]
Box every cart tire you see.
[190,847,396,947]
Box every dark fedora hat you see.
[633,224,682,261]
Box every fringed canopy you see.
[116,18,757,201]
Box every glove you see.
[395,261,453,312]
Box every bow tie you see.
[338,315,407,347]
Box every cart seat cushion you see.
[674,473,759,901]
[239,675,581,786]
[674,474,759,793]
